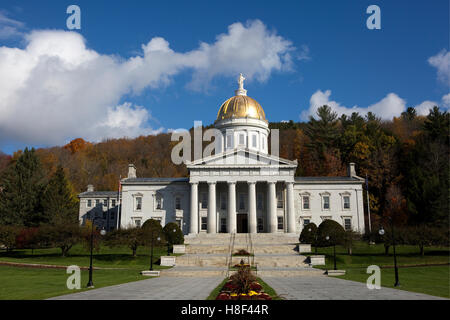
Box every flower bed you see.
[215,266,272,300]
[232,249,251,256]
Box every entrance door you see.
[237,214,248,233]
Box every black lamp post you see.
[150,230,160,271]
[326,235,337,270]
[379,224,399,286]
[87,217,106,288]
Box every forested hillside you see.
[0,105,448,228]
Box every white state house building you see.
[78,75,366,235]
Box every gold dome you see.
[216,95,266,121]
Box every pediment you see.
[186,148,297,168]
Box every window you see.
[201,193,208,209]
[344,218,352,231]
[175,197,181,210]
[155,194,162,210]
[239,193,245,210]
[226,135,233,148]
[257,193,263,210]
[135,219,141,227]
[343,196,350,209]
[257,218,264,232]
[239,134,245,145]
[252,135,257,148]
[176,219,182,228]
[201,217,207,230]
[261,137,265,150]
[103,199,107,207]
[220,193,227,210]
[135,197,142,211]
[303,196,310,210]
[95,199,100,207]
[110,212,115,220]
[87,199,92,207]
[102,212,106,219]
[220,218,227,233]
[277,191,283,208]
[323,196,330,210]
[277,216,284,230]
[303,219,310,226]
[111,199,116,207]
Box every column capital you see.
[267,181,276,185]
[207,181,217,185]
[285,181,294,186]
[228,181,236,185]
[247,181,256,185]
[190,181,198,185]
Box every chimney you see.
[348,163,356,177]
[87,184,94,192]
[128,164,137,178]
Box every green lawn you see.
[308,241,450,298]
[0,265,150,300]
[0,244,175,270]
[0,244,177,300]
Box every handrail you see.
[226,232,235,278]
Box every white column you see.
[267,182,277,233]
[207,182,216,233]
[189,182,198,234]
[248,182,257,233]
[286,182,296,233]
[228,182,236,233]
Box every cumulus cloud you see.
[301,90,449,120]
[0,20,295,147]
[428,49,450,86]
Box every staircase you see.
[160,233,324,277]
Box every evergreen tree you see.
[41,165,79,225]
[0,148,45,226]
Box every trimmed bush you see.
[163,222,184,245]
[299,222,317,244]
[141,219,165,246]
[317,220,345,246]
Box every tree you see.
[0,225,20,252]
[41,165,79,226]
[38,224,81,257]
[15,227,40,254]
[104,228,143,257]
[317,220,345,247]
[163,222,184,245]
[141,219,165,247]
[0,148,46,226]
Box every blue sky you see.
[0,0,448,154]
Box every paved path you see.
[50,276,224,300]
[261,276,447,300]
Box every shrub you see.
[163,222,184,245]
[299,223,317,244]
[104,227,143,257]
[317,220,345,246]
[0,225,20,251]
[38,223,81,257]
[141,219,165,246]
[15,227,40,253]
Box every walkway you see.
[261,276,446,300]
[49,276,223,300]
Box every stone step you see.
[160,266,227,277]
[185,243,298,254]
[255,267,325,277]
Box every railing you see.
[226,232,235,278]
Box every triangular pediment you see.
[186,148,297,168]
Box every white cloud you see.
[0,20,295,146]
[302,90,450,120]
[301,90,405,120]
[428,49,450,86]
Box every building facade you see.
[78,75,366,235]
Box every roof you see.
[78,191,118,198]
[294,176,364,184]
[121,177,189,185]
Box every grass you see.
[206,276,282,300]
[337,266,450,298]
[307,241,450,298]
[0,265,151,300]
[0,244,178,299]
[0,244,176,270]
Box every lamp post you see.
[379,224,399,286]
[326,235,337,270]
[87,218,106,288]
